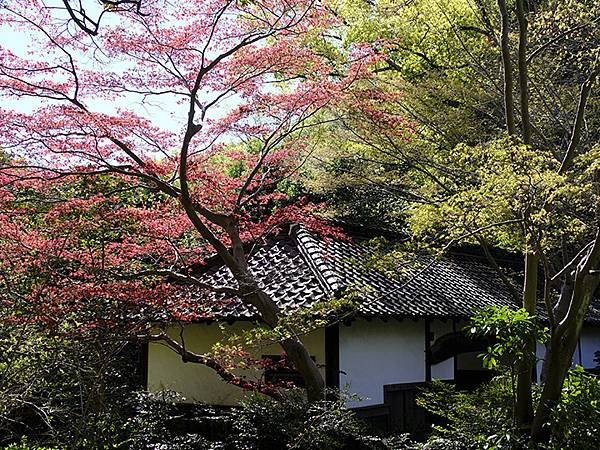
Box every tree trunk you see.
[176,188,326,402]
[280,335,326,402]
[531,233,600,442]
[497,0,516,135]
[515,251,537,429]
[240,276,326,402]
[530,326,573,442]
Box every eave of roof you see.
[183,223,600,326]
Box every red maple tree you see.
[0,0,377,400]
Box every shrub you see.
[227,391,369,450]
[417,369,600,450]
[547,367,600,450]
[417,378,526,450]
[0,323,143,449]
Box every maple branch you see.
[124,270,240,297]
[57,0,145,36]
[176,3,317,271]
[148,332,283,400]
[236,105,322,208]
[3,7,85,107]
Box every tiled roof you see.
[194,225,600,324]
[197,235,327,320]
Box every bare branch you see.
[558,67,599,174]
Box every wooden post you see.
[325,323,340,391]
[425,319,432,382]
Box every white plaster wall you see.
[536,342,546,383]
[430,320,454,380]
[579,326,600,369]
[339,319,425,407]
[533,325,600,382]
[147,323,325,405]
[573,340,583,366]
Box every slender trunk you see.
[515,0,531,144]
[497,0,516,135]
[516,251,537,429]
[558,68,599,173]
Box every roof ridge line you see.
[291,225,344,297]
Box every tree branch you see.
[148,331,283,400]
[558,67,599,174]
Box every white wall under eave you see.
[339,319,425,408]
[536,342,545,383]
[534,325,600,382]
[579,325,600,369]
[147,322,325,405]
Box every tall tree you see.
[0,0,374,401]
[312,0,600,441]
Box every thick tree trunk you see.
[530,326,574,442]
[516,252,537,429]
[531,233,600,442]
[280,335,326,402]
[176,170,326,401]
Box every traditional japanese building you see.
[145,223,600,435]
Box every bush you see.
[0,323,144,449]
[417,369,600,450]
[417,378,526,450]
[548,367,600,450]
[2,440,61,450]
[227,391,373,450]
[125,391,226,450]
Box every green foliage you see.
[124,392,224,450]
[335,0,492,81]
[2,441,61,450]
[310,0,600,260]
[419,307,596,449]
[468,306,547,372]
[417,378,523,450]
[418,368,600,450]
[0,318,143,449]
[548,367,600,450]
[405,137,579,252]
[228,392,373,450]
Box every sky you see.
[0,0,241,137]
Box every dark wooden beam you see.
[325,324,340,391]
[425,319,432,382]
